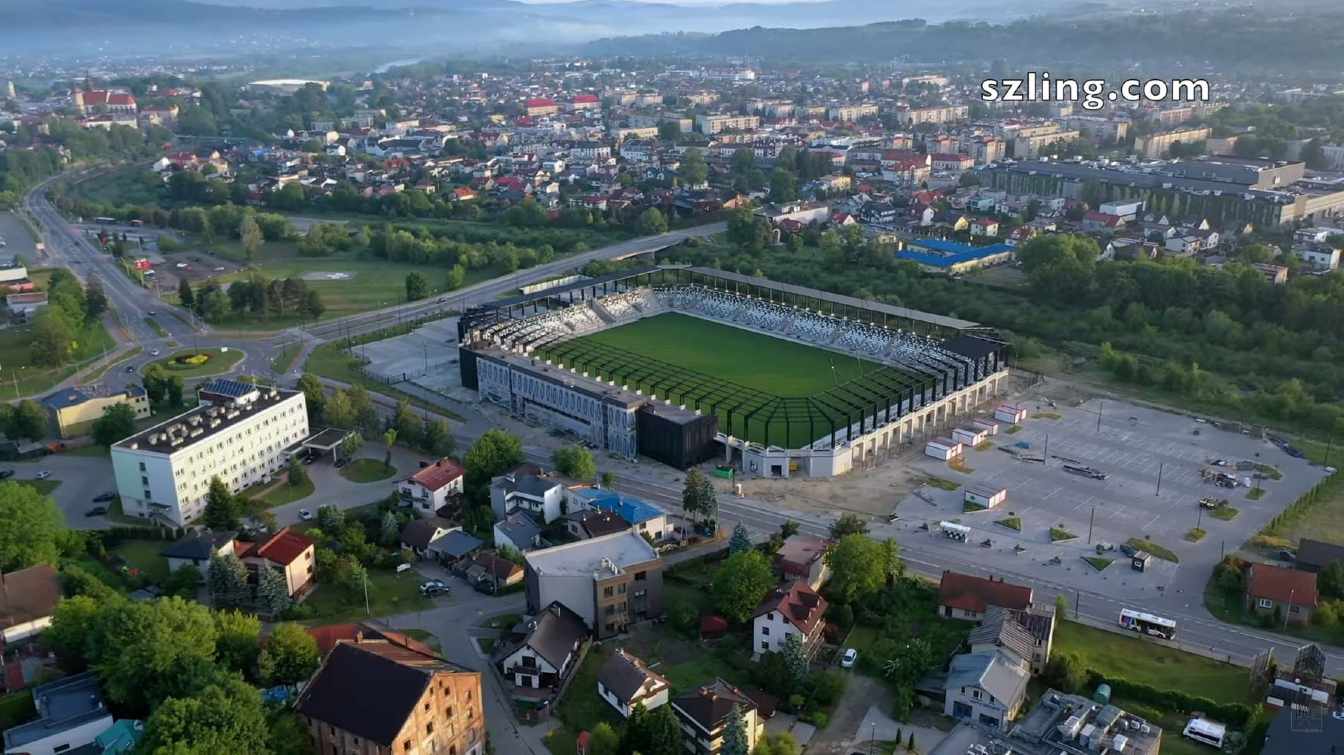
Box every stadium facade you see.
[457,266,1009,478]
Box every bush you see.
[805,711,829,729]
[1083,671,1253,726]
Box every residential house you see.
[41,386,151,439]
[398,458,464,518]
[564,510,633,540]
[524,530,664,639]
[495,602,588,695]
[494,511,544,554]
[464,553,524,592]
[1295,538,1344,573]
[967,606,1056,674]
[568,488,669,542]
[160,530,236,574]
[0,564,60,648]
[306,622,439,659]
[400,517,461,559]
[969,217,1001,237]
[752,581,828,659]
[1293,245,1341,272]
[670,679,766,755]
[296,636,484,755]
[938,571,1033,621]
[236,527,316,599]
[597,649,670,718]
[425,530,484,568]
[1246,563,1318,625]
[944,650,1030,729]
[774,534,831,590]
[2,672,115,755]
[491,471,565,524]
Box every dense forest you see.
[0,119,170,208]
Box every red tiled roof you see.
[242,527,314,566]
[938,570,1032,613]
[409,458,464,491]
[306,622,436,657]
[755,581,828,636]
[572,94,599,103]
[1247,563,1318,607]
[525,98,556,108]
[775,534,830,576]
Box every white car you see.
[150,349,160,357]
[35,471,52,480]
[841,648,858,669]
[298,508,314,521]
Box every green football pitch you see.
[536,312,930,447]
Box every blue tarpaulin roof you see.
[570,488,664,525]
[896,239,1014,268]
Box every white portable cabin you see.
[972,418,999,435]
[952,427,989,447]
[1182,717,1226,749]
[925,437,963,460]
[994,404,1028,424]
[964,483,1007,509]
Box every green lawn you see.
[146,347,245,378]
[1210,506,1240,521]
[144,317,168,337]
[1083,556,1113,571]
[554,645,622,732]
[340,459,396,483]
[1050,527,1078,542]
[1053,621,1249,703]
[110,539,170,584]
[302,569,430,622]
[1125,537,1179,563]
[1184,528,1207,542]
[0,316,115,397]
[248,477,316,508]
[539,312,924,447]
[996,516,1022,531]
[271,341,303,374]
[482,613,523,629]
[304,340,461,421]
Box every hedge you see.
[1084,671,1253,727]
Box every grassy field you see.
[17,479,62,496]
[0,317,116,398]
[110,539,170,584]
[1125,537,1179,563]
[340,459,396,483]
[303,568,429,622]
[303,340,461,421]
[270,341,303,374]
[147,347,245,378]
[538,312,923,446]
[1053,621,1250,703]
[68,165,163,206]
[247,477,315,508]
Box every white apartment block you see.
[694,114,760,134]
[892,105,969,126]
[111,383,308,526]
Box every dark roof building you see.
[1296,539,1344,573]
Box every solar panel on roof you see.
[199,378,254,398]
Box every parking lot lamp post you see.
[1155,462,1165,496]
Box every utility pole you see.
[362,570,371,617]
[1155,462,1165,496]
[1096,399,1103,432]
[1043,432,1049,463]
[1088,506,1095,545]
[1074,590,1080,619]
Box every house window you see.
[761,641,769,650]
[1258,598,1273,609]
[761,627,770,636]
[635,571,646,581]
[603,586,614,598]
[1290,605,1301,614]
[971,690,983,701]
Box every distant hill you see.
[581,9,1344,71]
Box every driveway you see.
[270,445,428,525]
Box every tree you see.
[405,271,429,301]
[178,278,195,310]
[769,167,798,203]
[754,733,801,755]
[712,549,775,623]
[338,432,364,462]
[552,444,597,481]
[680,148,708,186]
[142,678,270,753]
[256,566,292,617]
[213,609,261,678]
[638,207,669,235]
[463,429,524,491]
[0,481,64,571]
[601,471,615,489]
[84,278,108,319]
[590,721,621,755]
[729,523,753,554]
[380,509,400,546]
[303,289,325,320]
[317,504,346,532]
[166,374,184,408]
[722,705,750,755]
[445,264,467,291]
[208,553,251,610]
[204,477,241,530]
[6,399,48,441]
[46,594,104,671]
[382,427,398,469]
[658,120,681,143]
[287,456,308,488]
[1041,651,1085,693]
[681,468,717,527]
[30,308,74,366]
[297,373,325,422]
[162,563,202,599]
[1320,561,1344,600]
[780,520,801,540]
[781,632,808,689]
[824,534,890,604]
[92,597,220,710]
[427,419,456,458]
[829,512,869,538]
[239,212,263,263]
[92,403,136,447]
[1055,594,1071,621]
[625,702,683,755]
[258,623,320,686]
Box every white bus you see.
[1118,608,1177,640]
[1182,717,1226,749]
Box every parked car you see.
[150,349,160,357]
[298,509,314,521]
[86,507,108,517]
[92,492,117,503]
[841,648,858,669]
[34,471,51,480]
[472,580,498,595]
[334,458,347,468]
[419,580,450,597]
[124,365,136,373]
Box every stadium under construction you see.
[457,266,1010,478]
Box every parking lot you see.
[896,397,1329,598]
